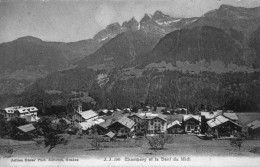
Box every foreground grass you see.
[1,135,260,158]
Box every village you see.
[1,100,260,158]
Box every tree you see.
[140,120,174,150]
[90,134,103,150]
[230,132,245,151]
[0,115,8,137]
[44,132,68,153]
[145,133,174,150]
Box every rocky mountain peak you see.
[106,23,121,32]
[153,10,170,20]
[15,36,43,43]
[122,17,139,31]
[140,14,153,23]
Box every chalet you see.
[16,124,36,140]
[201,110,240,135]
[1,106,39,122]
[17,124,36,133]
[128,114,147,134]
[201,110,238,122]
[183,114,201,133]
[200,111,222,134]
[108,117,135,137]
[222,111,239,122]
[207,115,241,138]
[167,120,184,134]
[128,113,167,134]
[247,120,260,138]
[95,119,113,135]
[201,110,222,121]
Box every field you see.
[1,134,260,159]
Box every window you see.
[151,120,153,125]
[194,126,198,131]
[187,126,191,131]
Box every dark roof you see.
[130,112,167,121]
[110,116,135,129]
[223,112,239,121]
[166,114,183,123]
[167,120,182,129]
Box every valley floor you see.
[1,134,260,158]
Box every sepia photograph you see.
[0,0,260,166]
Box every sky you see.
[0,0,260,43]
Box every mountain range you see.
[0,5,259,112]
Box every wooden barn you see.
[247,120,260,138]
[207,115,241,138]
[108,117,135,137]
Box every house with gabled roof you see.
[1,106,39,122]
[200,110,241,137]
[104,131,116,141]
[223,111,239,122]
[167,120,184,134]
[17,124,36,133]
[201,110,222,120]
[128,112,167,134]
[108,116,135,137]
[247,120,260,138]
[206,115,241,138]
[95,119,113,135]
[183,114,201,133]
[16,123,36,140]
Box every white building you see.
[1,106,39,122]
[128,112,167,134]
